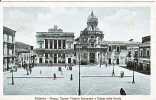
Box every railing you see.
[35,63,75,67]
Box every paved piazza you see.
[4,65,150,95]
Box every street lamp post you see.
[132,62,135,84]
[112,57,115,77]
[99,48,102,68]
[132,51,138,84]
[99,39,103,68]
[78,44,81,95]
[10,62,15,85]
[11,69,14,85]
[26,66,29,75]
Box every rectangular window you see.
[45,60,48,63]
[39,58,42,63]
[68,43,71,49]
[109,46,111,52]
[39,43,42,48]
[50,53,53,57]
[58,40,61,49]
[63,40,66,49]
[45,53,48,59]
[3,34,7,42]
[50,40,53,49]
[140,50,143,57]
[74,52,76,56]
[58,54,61,63]
[91,43,94,47]
[74,44,76,50]
[143,49,146,58]
[134,51,138,57]
[62,54,65,63]
[9,49,12,56]
[3,44,7,56]
[9,35,12,43]
[54,54,57,63]
[117,46,120,52]
[12,37,14,43]
[54,40,57,49]
[147,50,150,57]
[45,39,48,49]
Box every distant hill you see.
[15,41,33,50]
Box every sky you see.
[3,7,150,47]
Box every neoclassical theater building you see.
[34,25,75,65]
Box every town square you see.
[3,7,150,95]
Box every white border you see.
[1,1,156,100]
[0,3,3,96]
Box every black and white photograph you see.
[3,7,151,95]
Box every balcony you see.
[34,48,75,54]
[89,38,96,43]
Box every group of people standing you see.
[52,64,73,80]
[22,61,33,75]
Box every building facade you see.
[138,36,150,74]
[3,26,16,71]
[34,25,75,66]
[75,11,107,65]
[125,36,150,74]
[15,42,34,67]
[104,41,128,66]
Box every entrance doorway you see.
[90,53,95,63]
[54,54,57,63]
[68,58,71,64]
[39,58,42,63]
[116,58,119,64]
[108,58,111,64]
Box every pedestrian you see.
[120,88,126,95]
[25,63,29,75]
[120,71,124,78]
[23,61,26,69]
[53,73,56,80]
[69,66,72,71]
[58,67,62,71]
[40,70,42,74]
[70,74,73,80]
[112,70,115,77]
[29,64,32,74]
[29,67,32,74]
[65,64,66,68]
[71,66,72,70]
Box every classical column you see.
[61,40,62,49]
[56,54,58,64]
[52,40,54,49]
[57,40,58,49]
[43,40,45,49]
[96,52,99,64]
[88,52,90,64]
[52,54,54,64]
[48,39,50,49]
[60,40,62,49]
